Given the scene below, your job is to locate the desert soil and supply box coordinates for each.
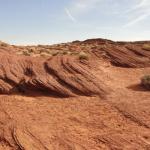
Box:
[0,39,150,150]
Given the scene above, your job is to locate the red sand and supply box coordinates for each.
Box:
[0,39,150,150]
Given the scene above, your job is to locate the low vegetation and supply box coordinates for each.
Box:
[78,51,89,60]
[143,44,150,50]
[141,75,150,89]
[40,52,52,57]
[22,51,31,56]
[15,42,93,60]
[0,41,8,47]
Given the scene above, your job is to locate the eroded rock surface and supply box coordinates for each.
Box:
[0,53,107,97]
[0,39,150,150]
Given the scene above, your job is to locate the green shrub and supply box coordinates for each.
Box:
[40,52,52,57]
[22,51,30,56]
[78,51,89,60]
[28,48,34,53]
[141,75,150,89]
[52,52,59,56]
[62,51,68,55]
[61,51,71,55]
[0,43,7,47]
[143,44,150,50]
[48,50,59,56]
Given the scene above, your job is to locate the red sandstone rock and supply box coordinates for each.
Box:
[0,39,150,150]
[0,53,108,98]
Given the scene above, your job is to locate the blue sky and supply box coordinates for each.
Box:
[0,0,150,45]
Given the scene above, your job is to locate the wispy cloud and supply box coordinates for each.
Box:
[133,0,148,10]
[123,13,150,27]
[65,0,102,17]
[123,0,150,27]
[65,8,76,23]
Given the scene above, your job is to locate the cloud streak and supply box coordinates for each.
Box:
[64,0,102,23]
[123,13,150,27]
[65,0,102,17]
[133,0,148,9]
[123,0,150,27]
[65,8,76,23]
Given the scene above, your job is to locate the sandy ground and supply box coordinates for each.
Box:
[0,39,150,149]
[0,62,150,150]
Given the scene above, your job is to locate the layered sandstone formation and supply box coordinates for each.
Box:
[0,53,107,98]
[0,39,150,150]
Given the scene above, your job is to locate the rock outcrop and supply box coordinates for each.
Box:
[0,53,108,97]
[0,39,150,150]
[81,39,150,68]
